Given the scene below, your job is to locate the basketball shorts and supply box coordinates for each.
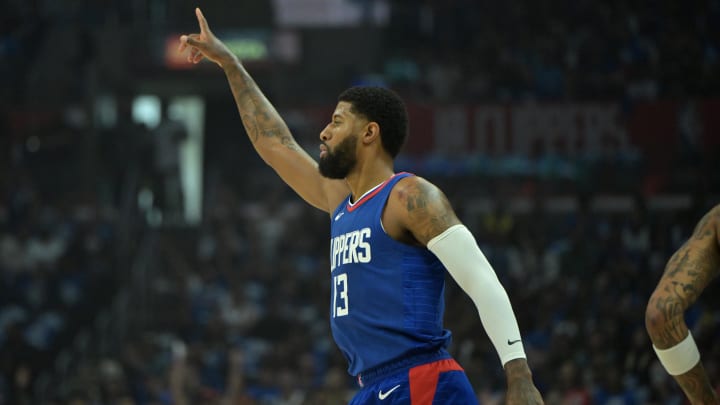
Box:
[349,358,478,405]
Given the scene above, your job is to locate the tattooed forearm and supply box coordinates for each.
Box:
[647,213,719,346]
[646,205,720,405]
[648,247,719,348]
[279,135,299,150]
[675,363,720,404]
[648,294,688,347]
[240,113,260,143]
[224,61,297,151]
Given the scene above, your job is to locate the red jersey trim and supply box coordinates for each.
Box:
[346,172,411,212]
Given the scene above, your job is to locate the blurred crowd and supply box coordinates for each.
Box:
[0,133,121,404]
[382,0,720,103]
[2,1,720,105]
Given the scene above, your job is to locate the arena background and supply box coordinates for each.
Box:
[1,0,719,404]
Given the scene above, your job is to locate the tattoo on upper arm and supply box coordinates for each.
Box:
[666,249,690,278]
[400,180,459,243]
[405,193,427,212]
[692,205,720,242]
[693,214,713,241]
[659,246,719,302]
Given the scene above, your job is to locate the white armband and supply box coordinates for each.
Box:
[653,331,701,375]
[428,224,526,366]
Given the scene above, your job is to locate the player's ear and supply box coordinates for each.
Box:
[362,121,380,145]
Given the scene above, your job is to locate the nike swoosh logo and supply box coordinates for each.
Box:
[378,384,401,400]
[507,339,522,345]
[334,212,344,221]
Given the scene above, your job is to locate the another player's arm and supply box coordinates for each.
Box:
[386,177,544,405]
[179,8,348,213]
[646,205,720,404]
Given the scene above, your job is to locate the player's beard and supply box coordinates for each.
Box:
[319,134,358,179]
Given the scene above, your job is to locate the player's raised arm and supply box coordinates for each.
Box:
[178,8,349,213]
[384,176,544,404]
[646,205,720,404]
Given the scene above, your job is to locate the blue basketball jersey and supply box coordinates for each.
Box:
[329,172,452,376]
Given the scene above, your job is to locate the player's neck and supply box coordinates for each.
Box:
[345,161,395,204]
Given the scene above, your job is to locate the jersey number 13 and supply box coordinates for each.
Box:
[332,273,349,317]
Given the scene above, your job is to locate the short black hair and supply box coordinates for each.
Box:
[338,86,408,158]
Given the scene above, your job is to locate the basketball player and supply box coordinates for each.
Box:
[646,205,720,404]
[179,8,544,404]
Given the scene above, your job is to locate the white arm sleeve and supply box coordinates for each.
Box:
[427,224,526,367]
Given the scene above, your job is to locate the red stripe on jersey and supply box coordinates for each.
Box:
[409,358,464,405]
[346,172,411,212]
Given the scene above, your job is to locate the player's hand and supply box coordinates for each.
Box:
[504,359,544,405]
[506,381,544,405]
[178,8,236,67]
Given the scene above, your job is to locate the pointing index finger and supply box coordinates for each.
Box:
[196,7,211,34]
